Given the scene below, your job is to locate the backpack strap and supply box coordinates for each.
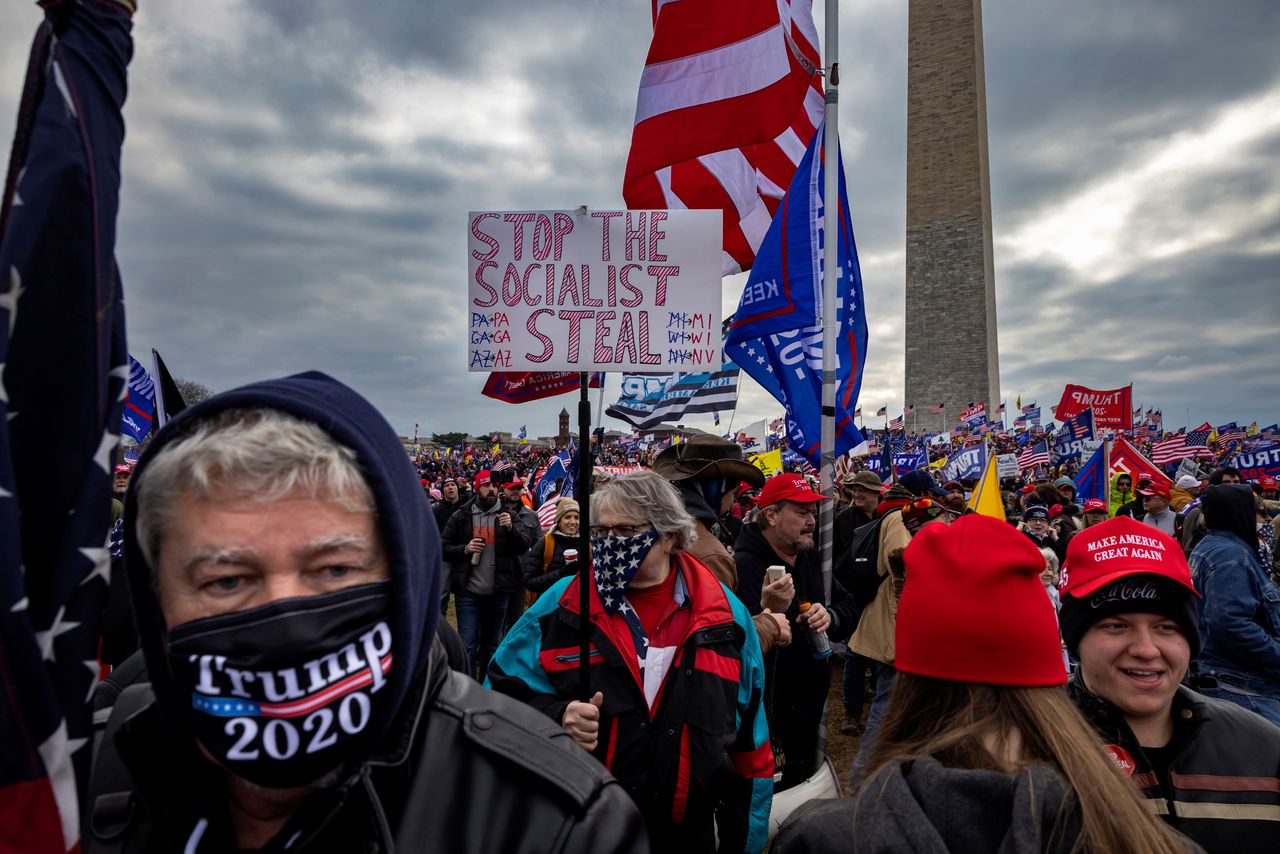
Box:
[86,682,154,851]
[542,532,556,569]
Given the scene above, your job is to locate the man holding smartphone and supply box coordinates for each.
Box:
[734,474,858,789]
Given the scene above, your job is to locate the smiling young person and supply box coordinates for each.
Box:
[1061,516,1280,852]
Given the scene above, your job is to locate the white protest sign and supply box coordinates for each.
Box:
[467,209,721,372]
[997,453,1020,479]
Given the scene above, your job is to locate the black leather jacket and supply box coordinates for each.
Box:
[85,641,648,853]
[1069,673,1280,853]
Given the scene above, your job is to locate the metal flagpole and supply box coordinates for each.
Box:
[818,0,839,604]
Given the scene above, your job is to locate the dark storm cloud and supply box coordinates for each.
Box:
[1,0,1277,438]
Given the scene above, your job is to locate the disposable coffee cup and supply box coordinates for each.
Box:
[565,549,578,564]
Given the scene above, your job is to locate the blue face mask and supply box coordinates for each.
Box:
[591,528,660,613]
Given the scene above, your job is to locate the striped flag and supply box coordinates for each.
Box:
[1,4,133,849]
[888,416,905,431]
[606,360,740,429]
[1151,432,1195,465]
[931,403,945,415]
[623,0,822,275]
[903,404,915,415]
[875,406,887,417]
[1017,440,1051,470]
[119,355,155,444]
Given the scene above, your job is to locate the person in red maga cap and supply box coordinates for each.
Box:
[1061,516,1280,853]
[733,473,858,789]
[774,514,1194,853]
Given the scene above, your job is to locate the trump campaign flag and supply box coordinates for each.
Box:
[623,0,822,275]
[1055,384,1133,431]
[119,355,155,444]
[0,4,133,849]
[482,371,602,404]
[1074,441,1110,507]
[725,120,868,468]
[1110,435,1173,488]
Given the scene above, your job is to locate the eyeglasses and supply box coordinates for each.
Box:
[590,523,652,538]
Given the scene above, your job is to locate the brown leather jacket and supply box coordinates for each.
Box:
[687,518,783,654]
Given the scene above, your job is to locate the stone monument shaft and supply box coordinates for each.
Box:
[904,0,1001,434]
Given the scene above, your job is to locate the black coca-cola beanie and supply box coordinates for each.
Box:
[1059,575,1200,657]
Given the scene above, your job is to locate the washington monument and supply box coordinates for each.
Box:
[904,0,1001,433]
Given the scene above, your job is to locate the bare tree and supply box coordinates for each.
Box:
[174,377,213,406]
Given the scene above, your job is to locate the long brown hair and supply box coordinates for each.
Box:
[860,674,1186,854]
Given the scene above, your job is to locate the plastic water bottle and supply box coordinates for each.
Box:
[799,602,832,660]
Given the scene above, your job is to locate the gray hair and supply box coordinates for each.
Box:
[135,408,375,567]
[592,470,697,551]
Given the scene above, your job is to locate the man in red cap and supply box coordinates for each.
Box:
[1062,516,1280,851]
[733,473,857,789]
[1138,481,1178,537]
[441,470,534,679]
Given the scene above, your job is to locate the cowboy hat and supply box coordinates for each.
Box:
[650,434,765,487]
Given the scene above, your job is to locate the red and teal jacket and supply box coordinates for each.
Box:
[487,551,774,853]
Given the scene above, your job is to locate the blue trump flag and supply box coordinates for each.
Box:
[1074,442,1110,506]
[725,120,867,468]
[536,452,570,507]
[120,354,155,444]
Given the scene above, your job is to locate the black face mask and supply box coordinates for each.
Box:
[166,582,394,789]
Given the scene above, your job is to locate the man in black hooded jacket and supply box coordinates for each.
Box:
[88,372,644,853]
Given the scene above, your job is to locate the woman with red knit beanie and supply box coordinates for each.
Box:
[775,514,1198,854]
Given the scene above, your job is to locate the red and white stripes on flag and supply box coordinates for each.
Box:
[623,0,823,275]
[1017,441,1051,471]
[1151,434,1196,465]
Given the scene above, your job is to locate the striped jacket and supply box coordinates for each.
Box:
[1069,676,1280,851]
[488,551,773,853]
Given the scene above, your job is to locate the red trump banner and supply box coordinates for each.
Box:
[482,372,603,404]
[1055,384,1133,431]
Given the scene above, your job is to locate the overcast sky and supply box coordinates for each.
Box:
[2,1,1277,440]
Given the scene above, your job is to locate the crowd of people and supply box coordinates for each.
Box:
[97,378,1280,852]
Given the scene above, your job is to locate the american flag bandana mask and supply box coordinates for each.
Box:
[591,529,660,614]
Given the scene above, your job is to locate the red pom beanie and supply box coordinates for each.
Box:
[896,514,1067,686]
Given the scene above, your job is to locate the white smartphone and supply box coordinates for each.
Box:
[766,565,786,584]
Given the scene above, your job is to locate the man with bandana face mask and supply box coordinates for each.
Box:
[88,373,645,853]
[489,470,773,853]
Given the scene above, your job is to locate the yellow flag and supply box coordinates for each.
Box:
[967,451,1006,521]
[749,449,784,477]
[491,443,501,456]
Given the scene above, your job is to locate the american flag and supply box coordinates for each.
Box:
[854,406,861,417]
[1151,431,1195,465]
[1185,425,1215,458]
[903,404,915,415]
[1215,424,1246,447]
[1021,402,1036,414]
[876,405,887,417]
[1017,440,1051,471]
[931,403,945,415]
[491,458,514,475]
[888,416,905,431]
[1,4,132,850]
[623,0,821,275]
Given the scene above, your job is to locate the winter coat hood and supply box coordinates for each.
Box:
[122,371,442,750]
[1201,483,1259,550]
[775,757,1081,854]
